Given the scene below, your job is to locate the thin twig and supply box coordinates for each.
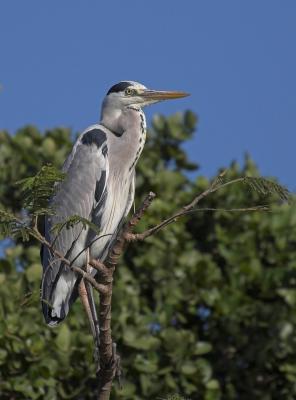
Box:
[30,228,109,295]
[89,259,112,283]
[127,205,270,242]
[125,175,257,242]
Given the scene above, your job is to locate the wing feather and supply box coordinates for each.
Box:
[41,126,109,324]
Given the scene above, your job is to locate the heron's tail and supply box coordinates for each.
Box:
[41,266,79,326]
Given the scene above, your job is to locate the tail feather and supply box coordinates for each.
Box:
[41,266,79,326]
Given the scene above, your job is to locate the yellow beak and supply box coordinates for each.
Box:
[141,89,190,101]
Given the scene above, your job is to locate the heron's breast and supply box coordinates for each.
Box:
[89,171,132,259]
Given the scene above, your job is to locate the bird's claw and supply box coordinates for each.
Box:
[94,345,100,374]
[112,342,122,388]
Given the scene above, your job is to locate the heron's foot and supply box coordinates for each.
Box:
[96,342,122,387]
[112,342,122,389]
[94,346,100,373]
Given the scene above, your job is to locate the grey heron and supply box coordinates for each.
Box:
[41,81,189,328]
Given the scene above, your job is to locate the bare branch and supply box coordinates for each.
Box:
[89,259,112,284]
[123,175,239,241]
[106,192,156,267]
[96,192,156,399]
[129,205,270,242]
[125,175,273,242]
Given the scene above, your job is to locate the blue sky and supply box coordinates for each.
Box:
[1,1,295,190]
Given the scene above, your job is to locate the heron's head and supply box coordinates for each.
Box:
[100,81,189,134]
[102,81,189,112]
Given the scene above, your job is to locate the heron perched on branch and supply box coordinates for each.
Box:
[41,81,188,330]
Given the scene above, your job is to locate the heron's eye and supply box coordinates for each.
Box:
[125,88,136,96]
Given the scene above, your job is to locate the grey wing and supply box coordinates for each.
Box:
[41,126,108,324]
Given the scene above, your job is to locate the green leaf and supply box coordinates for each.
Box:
[25,263,41,283]
[181,362,197,375]
[277,288,296,307]
[51,214,101,237]
[206,379,220,390]
[16,164,65,215]
[194,341,213,355]
[56,324,71,352]
[243,176,289,201]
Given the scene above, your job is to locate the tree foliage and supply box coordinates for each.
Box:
[16,164,65,216]
[0,112,295,399]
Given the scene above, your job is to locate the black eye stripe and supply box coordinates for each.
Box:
[107,82,132,95]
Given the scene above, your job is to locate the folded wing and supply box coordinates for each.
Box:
[41,126,109,325]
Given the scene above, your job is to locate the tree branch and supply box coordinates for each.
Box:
[125,173,266,242]
[95,192,156,400]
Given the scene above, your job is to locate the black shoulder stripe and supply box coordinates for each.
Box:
[81,128,106,148]
[107,81,131,95]
[102,144,108,156]
[95,170,106,202]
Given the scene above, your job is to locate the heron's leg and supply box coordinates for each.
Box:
[78,278,96,338]
[78,272,101,373]
[85,282,100,362]
[84,249,100,371]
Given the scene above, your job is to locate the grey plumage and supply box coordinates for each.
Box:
[40,81,188,326]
